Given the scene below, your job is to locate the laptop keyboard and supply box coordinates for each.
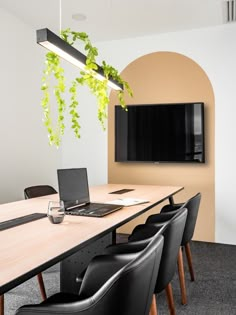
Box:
[65,203,121,217]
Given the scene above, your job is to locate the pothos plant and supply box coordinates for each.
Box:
[41,28,133,147]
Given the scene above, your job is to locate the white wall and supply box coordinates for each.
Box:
[95,24,236,245]
[0,8,61,203]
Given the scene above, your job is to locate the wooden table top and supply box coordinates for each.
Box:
[0,184,183,294]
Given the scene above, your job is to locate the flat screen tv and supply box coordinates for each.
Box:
[115,102,205,163]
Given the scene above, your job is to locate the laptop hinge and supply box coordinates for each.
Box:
[66,202,87,210]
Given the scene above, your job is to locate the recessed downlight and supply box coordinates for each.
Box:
[72,13,87,22]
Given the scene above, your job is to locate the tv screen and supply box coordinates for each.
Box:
[115,102,205,163]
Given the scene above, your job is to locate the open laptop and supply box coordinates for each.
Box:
[57,168,123,217]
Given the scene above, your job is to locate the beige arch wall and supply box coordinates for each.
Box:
[108,51,215,242]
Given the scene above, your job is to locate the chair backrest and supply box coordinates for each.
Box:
[24,185,57,199]
[146,208,187,294]
[181,193,201,245]
[79,233,164,315]
[105,224,167,255]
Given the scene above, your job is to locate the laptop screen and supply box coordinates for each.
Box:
[57,168,90,205]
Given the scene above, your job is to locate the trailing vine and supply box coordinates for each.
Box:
[41,52,66,146]
[41,28,133,147]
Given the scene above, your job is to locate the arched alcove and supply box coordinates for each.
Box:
[108,51,215,242]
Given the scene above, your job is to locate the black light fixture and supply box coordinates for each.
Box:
[36,28,123,91]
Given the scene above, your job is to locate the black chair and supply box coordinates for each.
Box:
[24,185,57,301]
[160,193,201,281]
[106,208,187,315]
[15,233,164,315]
[148,192,201,305]
[24,185,57,199]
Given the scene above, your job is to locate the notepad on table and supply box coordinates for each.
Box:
[107,198,149,207]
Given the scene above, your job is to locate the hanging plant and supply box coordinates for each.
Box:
[41,28,133,147]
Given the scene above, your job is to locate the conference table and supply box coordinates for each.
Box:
[0,183,183,311]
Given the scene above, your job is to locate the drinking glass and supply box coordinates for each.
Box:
[47,200,65,224]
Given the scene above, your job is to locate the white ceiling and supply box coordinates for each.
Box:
[0,0,231,42]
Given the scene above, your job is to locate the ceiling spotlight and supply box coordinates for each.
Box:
[72,13,87,22]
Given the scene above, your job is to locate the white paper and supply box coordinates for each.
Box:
[107,198,149,207]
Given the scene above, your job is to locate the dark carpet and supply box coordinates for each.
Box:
[157,240,236,315]
[4,237,236,315]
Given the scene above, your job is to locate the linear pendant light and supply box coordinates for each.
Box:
[36,28,123,91]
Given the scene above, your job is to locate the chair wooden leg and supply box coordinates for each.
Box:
[177,247,187,305]
[0,276,46,315]
[149,294,158,315]
[37,273,47,301]
[165,283,176,315]
[0,295,4,315]
[185,242,195,281]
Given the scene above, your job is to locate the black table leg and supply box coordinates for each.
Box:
[168,196,174,205]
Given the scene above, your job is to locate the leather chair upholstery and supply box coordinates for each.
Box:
[15,232,164,315]
[106,208,187,315]
[160,193,201,249]
[147,192,201,305]
[105,224,167,255]
[24,185,57,199]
